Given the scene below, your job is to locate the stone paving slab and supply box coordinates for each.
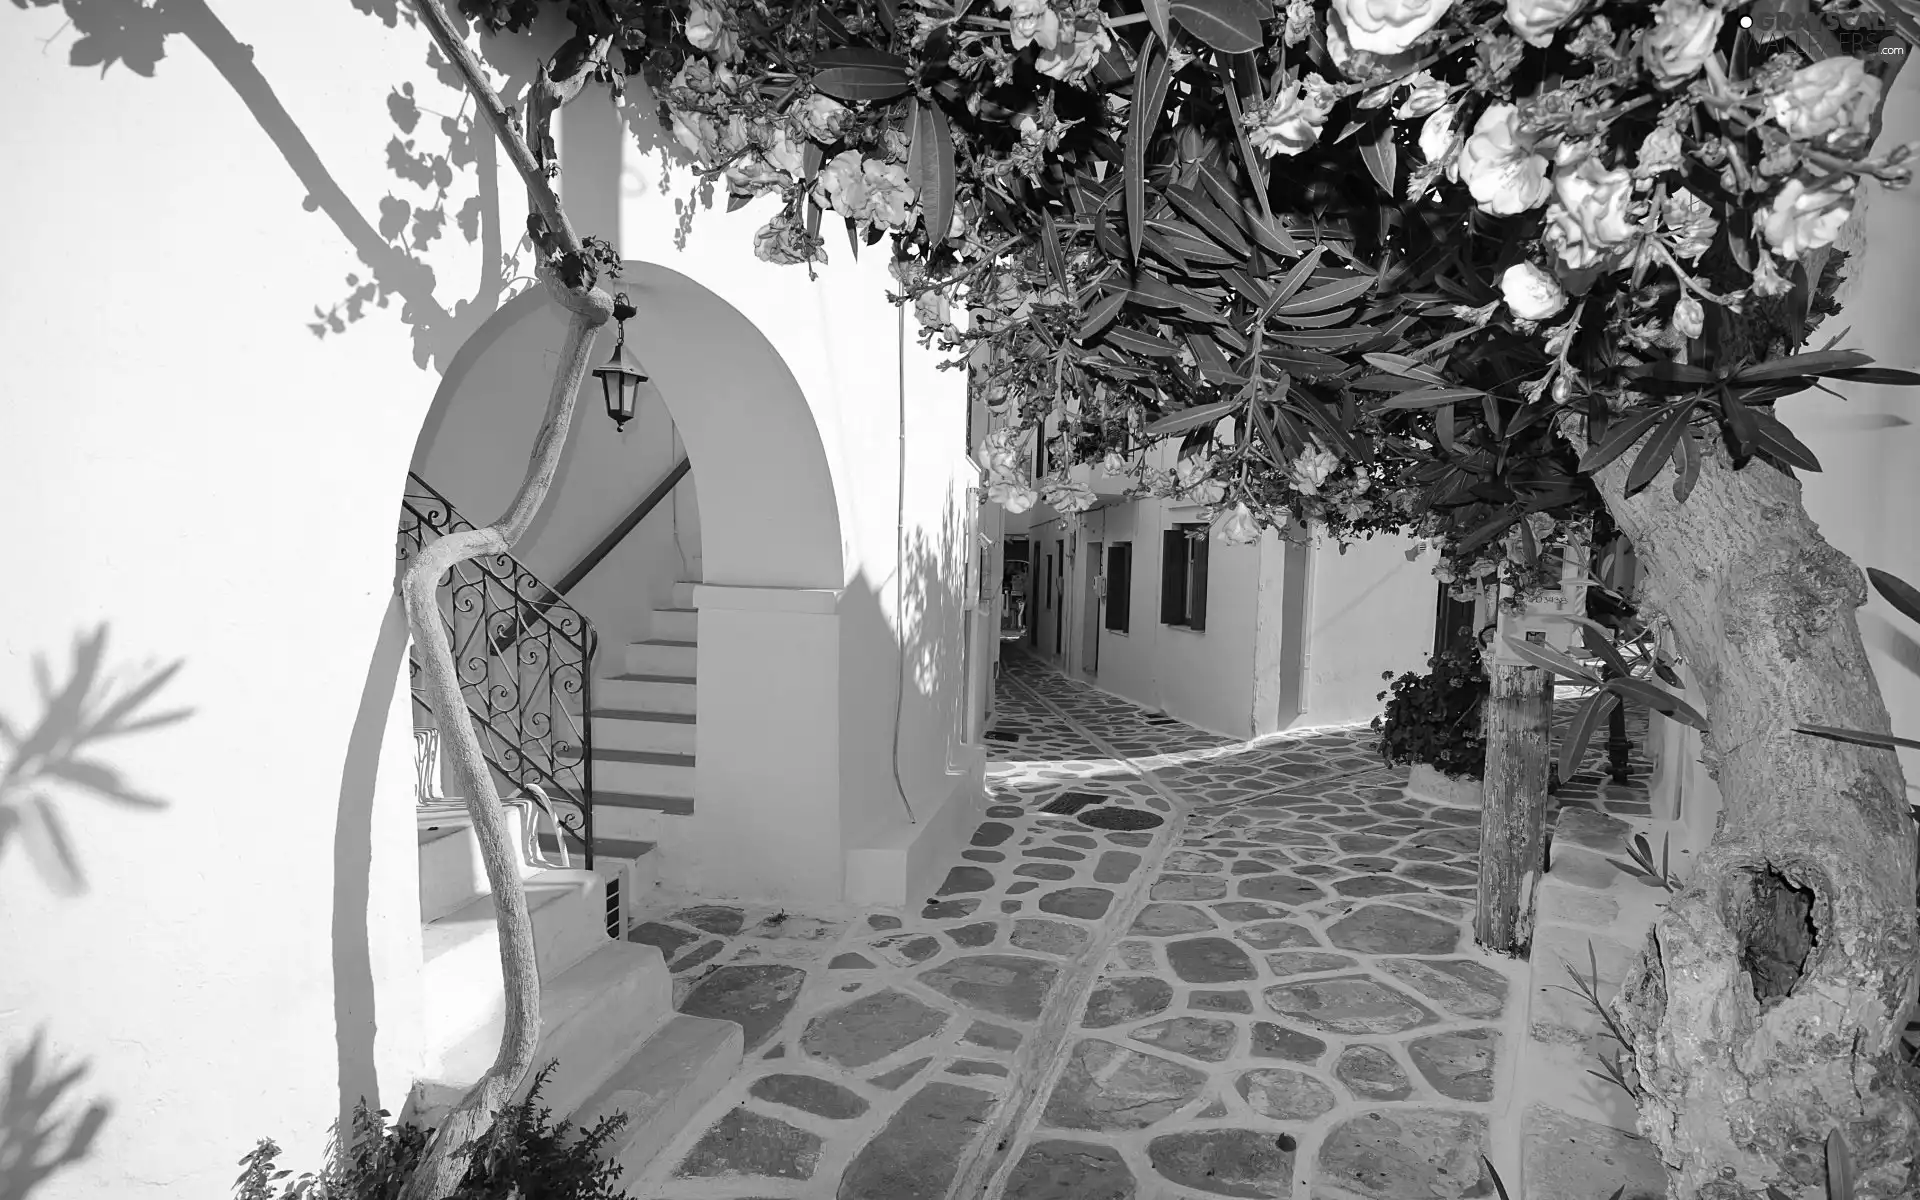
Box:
[617,651,1679,1200]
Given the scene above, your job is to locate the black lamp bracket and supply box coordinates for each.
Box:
[611,291,637,324]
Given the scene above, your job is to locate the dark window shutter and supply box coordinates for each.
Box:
[1107,544,1131,632]
[1189,529,1209,632]
[1161,528,1188,624]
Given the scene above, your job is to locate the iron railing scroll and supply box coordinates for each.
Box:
[396,473,595,868]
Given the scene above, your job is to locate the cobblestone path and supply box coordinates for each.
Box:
[622,652,1644,1199]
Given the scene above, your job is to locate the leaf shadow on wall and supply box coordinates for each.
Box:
[0,625,191,896]
[10,0,544,372]
[0,1032,112,1200]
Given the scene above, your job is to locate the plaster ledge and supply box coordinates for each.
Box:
[692,584,842,614]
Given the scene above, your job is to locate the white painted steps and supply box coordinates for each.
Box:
[412,787,742,1174]
[589,585,702,822]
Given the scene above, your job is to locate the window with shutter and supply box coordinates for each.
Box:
[1161,528,1188,624]
[1106,544,1132,632]
[1161,524,1209,629]
[1189,529,1209,632]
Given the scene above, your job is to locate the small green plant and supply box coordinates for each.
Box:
[1551,942,1643,1102]
[234,1064,631,1200]
[1372,647,1490,781]
[1610,832,1681,894]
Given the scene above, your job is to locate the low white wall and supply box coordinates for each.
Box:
[1302,532,1440,727]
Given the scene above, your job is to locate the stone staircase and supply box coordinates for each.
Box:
[591,582,700,832]
[410,800,740,1174]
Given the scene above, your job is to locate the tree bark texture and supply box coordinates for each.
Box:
[391,6,615,1197]
[1568,416,1920,1198]
[1475,660,1553,955]
[395,274,611,1200]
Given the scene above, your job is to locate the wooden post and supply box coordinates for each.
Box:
[1475,655,1554,954]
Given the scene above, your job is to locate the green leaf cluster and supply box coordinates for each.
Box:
[233,1065,632,1200]
[1371,646,1489,779]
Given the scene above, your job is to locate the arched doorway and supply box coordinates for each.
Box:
[403,261,855,905]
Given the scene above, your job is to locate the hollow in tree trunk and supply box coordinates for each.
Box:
[1569,416,1920,1198]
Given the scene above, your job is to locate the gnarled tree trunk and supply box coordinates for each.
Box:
[397,274,610,1200]
[1570,416,1920,1198]
[394,5,615,1198]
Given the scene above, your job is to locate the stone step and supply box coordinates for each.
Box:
[670,581,698,609]
[625,639,697,677]
[570,1014,744,1181]
[598,673,697,716]
[592,708,697,756]
[421,868,610,1043]
[651,607,697,642]
[417,811,538,923]
[591,747,695,799]
[412,939,675,1127]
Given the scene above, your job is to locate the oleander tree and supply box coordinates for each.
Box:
[492,0,1920,1193]
[461,0,1920,1192]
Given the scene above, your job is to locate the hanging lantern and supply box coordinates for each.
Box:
[594,293,648,431]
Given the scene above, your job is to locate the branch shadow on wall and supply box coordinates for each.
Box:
[10,0,546,372]
[0,625,191,896]
[0,1032,112,1200]
[835,493,976,832]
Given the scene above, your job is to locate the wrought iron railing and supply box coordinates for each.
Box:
[397,473,595,867]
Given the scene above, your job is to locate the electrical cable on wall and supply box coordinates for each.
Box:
[891,301,917,823]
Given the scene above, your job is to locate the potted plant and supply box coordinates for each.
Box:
[1373,646,1490,808]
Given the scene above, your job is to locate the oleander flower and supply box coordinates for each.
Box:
[1671,294,1704,339]
[1505,0,1585,47]
[1769,56,1882,143]
[915,291,952,333]
[725,124,806,194]
[793,94,851,143]
[1036,13,1113,81]
[1543,204,1602,269]
[1499,262,1568,320]
[1330,0,1456,55]
[670,109,722,164]
[1749,251,1795,297]
[1214,503,1264,545]
[1642,0,1722,89]
[1454,104,1552,215]
[1174,455,1227,505]
[1635,125,1685,177]
[1284,0,1315,44]
[815,149,871,217]
[1247,75,1340,158]
[1761,178,1854,257]
[997,0,1062,50]
[1288,446,1342,495]
[989,480,1039,514]
[1663,188,1718,260]
[684,0,741,61]
[1419,103,1462,163]
[861,158,918,228]
[1042,476,1098,514]
[1394,71,1450,119]
[1553,153,1638,250]
[753,209,826,266]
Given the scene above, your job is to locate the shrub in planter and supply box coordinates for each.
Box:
[233,1065,630,1200]
[1372,647,1489,782]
